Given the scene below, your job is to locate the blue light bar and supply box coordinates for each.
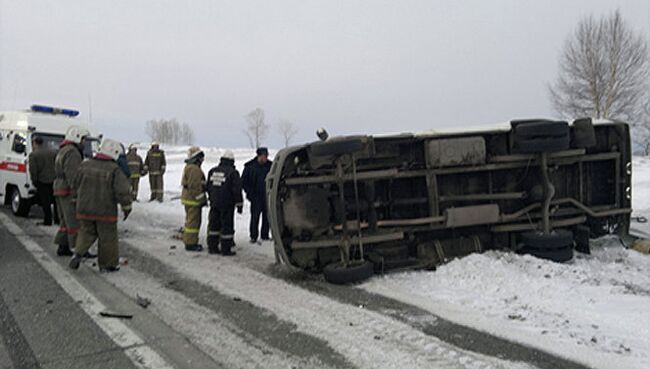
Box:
[30,104,79,117]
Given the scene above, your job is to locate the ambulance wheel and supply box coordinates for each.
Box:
[10,187,30,217]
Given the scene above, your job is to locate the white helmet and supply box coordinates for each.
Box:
[98,138,124,161]
[128,143,137,151]
[222,150,235,160]
[151,141,160,147]
[65,125,90,144]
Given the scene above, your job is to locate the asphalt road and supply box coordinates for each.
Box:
[0,220,136,369]
[0,210,219,369]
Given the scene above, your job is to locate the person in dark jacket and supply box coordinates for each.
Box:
[242,147,272,243]
[29,136,59,225]
[116,143,131,179]
[206,150,243,255]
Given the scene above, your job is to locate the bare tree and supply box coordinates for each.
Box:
[549,10,649,123]
[145,118,194,145]
[243,108,269,148]
[633,102,650,154]
[277,120,299,147]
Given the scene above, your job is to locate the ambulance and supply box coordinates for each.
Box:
[0,105,96,217]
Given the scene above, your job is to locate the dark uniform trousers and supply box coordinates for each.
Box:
[250,198,269,241]
[208,206,235,253]
[35,181,58,225]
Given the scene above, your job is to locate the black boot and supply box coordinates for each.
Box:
[57,244,73,256]
[207,235,220,254]
[185,244,204,252]
[221,241,236,256]
[69,253,82,270]
[208,243,221,254]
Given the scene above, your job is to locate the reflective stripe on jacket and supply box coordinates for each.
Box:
[144,149,166,175]
[126,151,144,178]
[181,163,206,207]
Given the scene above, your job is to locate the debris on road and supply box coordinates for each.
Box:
[136,294,151,308]
[99,310,134,319]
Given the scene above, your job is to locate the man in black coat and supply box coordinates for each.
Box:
[206,150,243,255]
[242,147,272,243]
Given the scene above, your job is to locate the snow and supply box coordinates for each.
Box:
[363,156,650,369]
[117,146,650,369]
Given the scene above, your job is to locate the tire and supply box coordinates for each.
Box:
[310,137,365,157]
[10,187,31,217]
[323,260,374,284]
[519,229,574,262]
[512,120,569,138]
[511,120,570,153]
[521,245,574,263]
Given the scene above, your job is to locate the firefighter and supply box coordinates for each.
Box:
[53,125,90,256]
[126,144,144,201]
[242,147,272,243]
[29,136,59,226]
[69,138,132,272]
[144,141,166,202]
[181,146,206,252]
[206,150,243,255]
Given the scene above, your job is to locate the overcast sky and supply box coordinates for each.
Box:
[1,0,649,147]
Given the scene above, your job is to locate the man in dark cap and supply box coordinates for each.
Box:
[242,147,272,243]
[29,136,59,226]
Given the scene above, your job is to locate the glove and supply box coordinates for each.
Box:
[237,205,243,214]
[123,208,132,221]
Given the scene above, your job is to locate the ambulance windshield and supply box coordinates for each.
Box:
[32,133,63,151]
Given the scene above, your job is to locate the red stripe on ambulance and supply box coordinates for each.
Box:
[0,162,27,173]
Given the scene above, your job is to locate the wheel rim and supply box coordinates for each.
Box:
[11,189,20,213]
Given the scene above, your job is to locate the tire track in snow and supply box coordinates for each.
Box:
[104,267,339,369]
[122,240,533,369]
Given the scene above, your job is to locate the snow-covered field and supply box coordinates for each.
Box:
[121,146,650,369]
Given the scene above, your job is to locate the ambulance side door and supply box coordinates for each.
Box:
[1,131,30,198]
